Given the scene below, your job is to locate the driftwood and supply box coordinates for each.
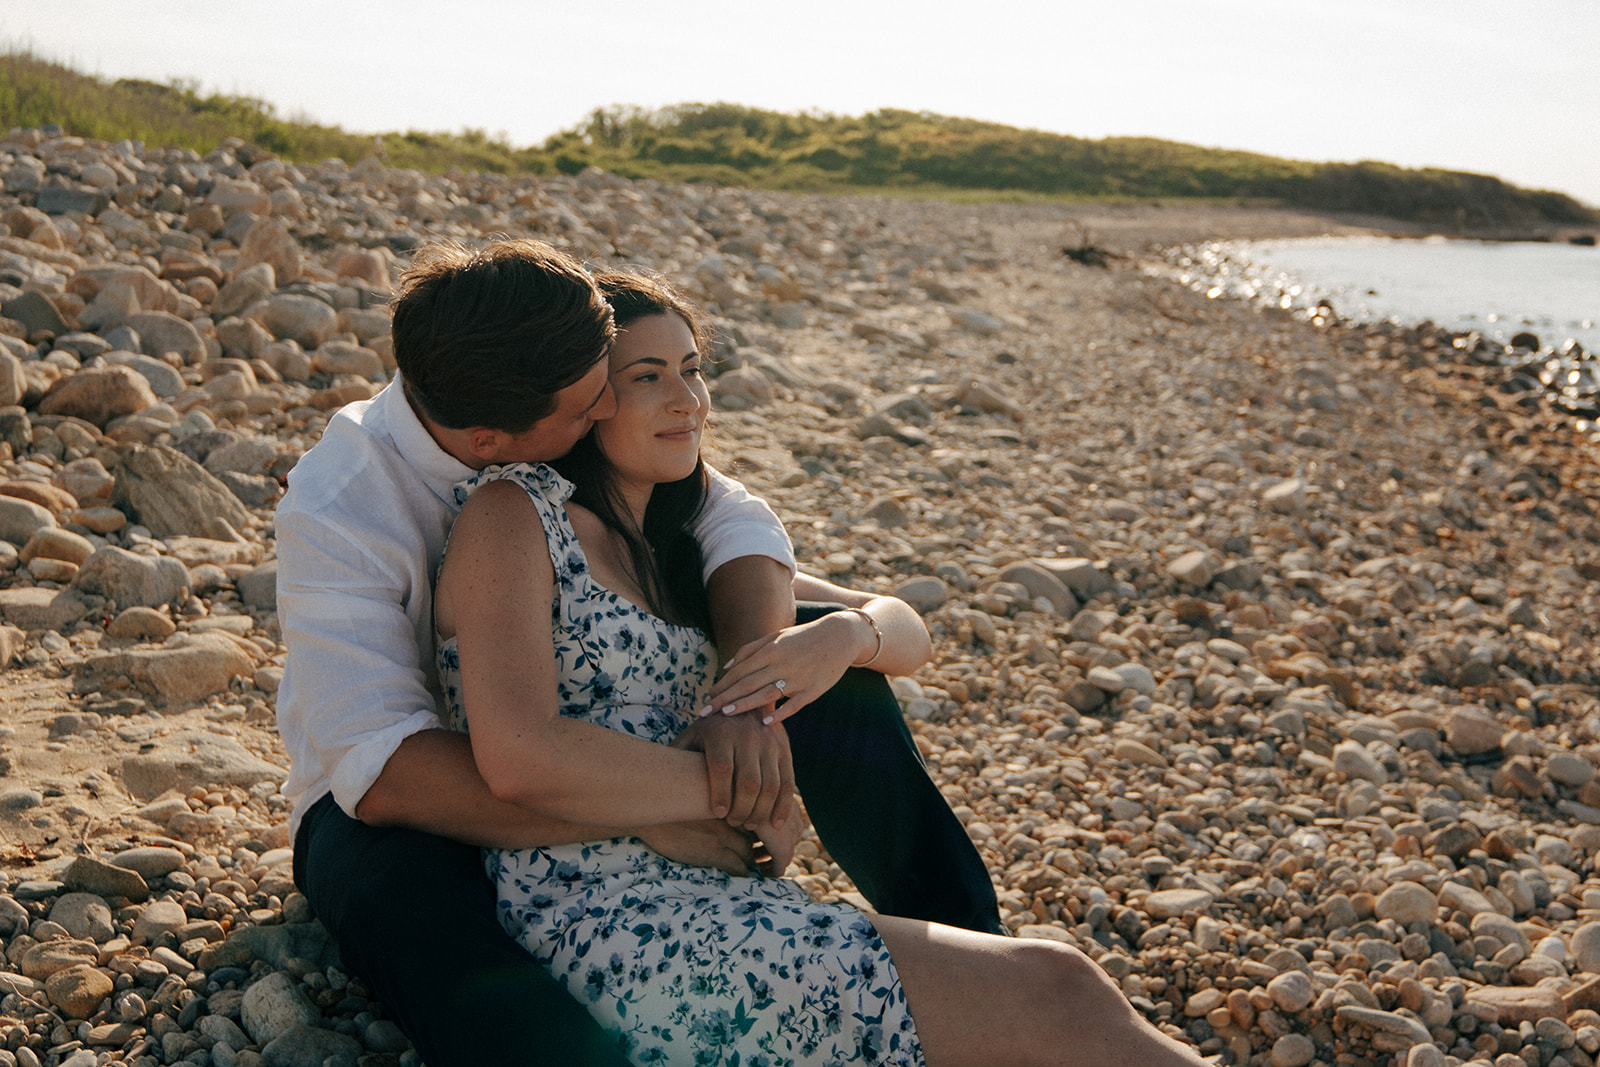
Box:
[1061,220,1115,268]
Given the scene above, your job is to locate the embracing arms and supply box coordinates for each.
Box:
[703,572,934,722]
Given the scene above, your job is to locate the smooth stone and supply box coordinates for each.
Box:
[1333,1005,1431,1045]
[44,963,114,1019]
[62,855,150,901]
[1375,882,1438,926]
[130,900,188,945]
[1270,1033,1315,1067]
[260,1023,362,1067]
[111,846,186,880]
[1438,880,1498,918]
[240,972,320,1046]
[1572,921,1600,973]
[1267,970,1315,1013]
[48,893,115,943]
[1145,889,1213,919]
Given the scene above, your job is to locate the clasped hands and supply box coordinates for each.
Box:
[641,614,869,879]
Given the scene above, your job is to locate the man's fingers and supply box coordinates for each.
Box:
[725,761,763,826]
[703,739,734,820]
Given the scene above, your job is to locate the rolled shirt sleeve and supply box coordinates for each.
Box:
[275,508,446,822]
[696,465,796,581]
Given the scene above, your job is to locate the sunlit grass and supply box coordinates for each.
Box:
[3,50,1592,230]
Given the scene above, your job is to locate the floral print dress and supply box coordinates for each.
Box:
[438,462,923,1067]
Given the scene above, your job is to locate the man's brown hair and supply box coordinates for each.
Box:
[390,239,615,432]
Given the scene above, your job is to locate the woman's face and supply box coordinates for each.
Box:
[593,311,709,493]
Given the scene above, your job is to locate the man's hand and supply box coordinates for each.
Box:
[672,714,794,831]
[750,795,802,876]
[636,819,760,877]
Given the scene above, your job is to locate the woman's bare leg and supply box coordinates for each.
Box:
[870,915,1208,1067]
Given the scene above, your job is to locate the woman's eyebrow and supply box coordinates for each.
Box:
[618,351,697,370]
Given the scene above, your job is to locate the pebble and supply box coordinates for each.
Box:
[0,126,1597,1067]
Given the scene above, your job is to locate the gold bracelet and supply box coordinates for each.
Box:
[845,606,885,668]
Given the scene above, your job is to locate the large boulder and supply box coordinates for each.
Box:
[110,445,253,539]
[37,366,158,428]
[86,631,267,709]
[72,546,190,608]
[256,294,337,350]
[127,311,206,365]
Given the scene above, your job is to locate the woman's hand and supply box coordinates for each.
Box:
[701,611,875,724]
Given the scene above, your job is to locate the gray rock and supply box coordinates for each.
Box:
[1267,970,1315,1012]
[198,1013,251,1051]
[48,893,114,943]
[102,351,186,398]
[214,263,277,319]
[0,291,68,336]
[1547,751,1595,787]
[261,1023,362,1067]
[1144,889,1213,919]
[894,576,950,614]
[1375,882,1437,926]
[111,444,253,539]
[1438,880,1497,918]
[258,293,338,349]
[996,561,1077,616]
[130,900,188,945]
[61,856,149,902]
[111,846,186,881]
[1406,1044,1445,1067]
[0,586,93,631]
[1165,549,1217,588]
[119,727,284,800]
[0,496,56,546]
[1333,1005,1431,1046]
[128,311,205,365]
[1033,557,1114,599]
[1270,1033,1315,1067]
[73,545,190,608]
[240,972,320,1046]
[1571,921,1600,973]
[236,561,278,611]
[1333,740,1388,785]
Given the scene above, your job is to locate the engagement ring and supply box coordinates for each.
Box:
[774,679,787,693]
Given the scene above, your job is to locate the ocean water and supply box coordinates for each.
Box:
[1177,236,1600,354]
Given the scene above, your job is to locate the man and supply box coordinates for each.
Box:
[276,238,1000,1065]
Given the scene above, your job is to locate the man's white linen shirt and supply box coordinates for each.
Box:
[274,378,797,834]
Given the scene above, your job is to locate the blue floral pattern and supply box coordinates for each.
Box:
[440,462,922,1067]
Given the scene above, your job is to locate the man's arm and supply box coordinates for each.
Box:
[357,730,758,873]
[277,498,756,864]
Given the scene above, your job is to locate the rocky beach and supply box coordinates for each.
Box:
[0,126,1596,1067]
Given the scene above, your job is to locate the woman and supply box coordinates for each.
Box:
[433,271,1205,1066]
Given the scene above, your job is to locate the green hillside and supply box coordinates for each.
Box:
[3,50,1593,230]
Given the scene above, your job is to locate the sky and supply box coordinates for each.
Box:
[4,0,1597,206]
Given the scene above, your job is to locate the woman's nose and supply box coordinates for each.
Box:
[667,376,701,413]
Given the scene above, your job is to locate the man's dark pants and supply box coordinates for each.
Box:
[294,605,1001,1066]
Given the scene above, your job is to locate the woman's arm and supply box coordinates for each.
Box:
[700,571,934,723]
[435,480,724,827]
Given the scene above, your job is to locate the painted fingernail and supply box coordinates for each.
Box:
[762,715,776,725]
[719,705,737,715]
[697,705,714,717]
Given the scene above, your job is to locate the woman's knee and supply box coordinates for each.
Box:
[1014,940,1131,1015]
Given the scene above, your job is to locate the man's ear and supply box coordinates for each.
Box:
[466,426,509,463]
